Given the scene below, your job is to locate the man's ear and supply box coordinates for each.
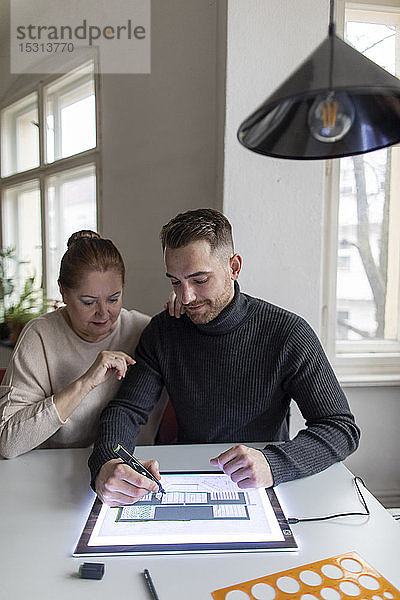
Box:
[230,254,242,280]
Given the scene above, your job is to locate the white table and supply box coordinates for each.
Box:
[1,443,399,599]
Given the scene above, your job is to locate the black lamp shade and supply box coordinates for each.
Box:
[237,34,400,160]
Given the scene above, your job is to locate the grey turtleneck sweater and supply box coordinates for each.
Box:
[89,283,359,487]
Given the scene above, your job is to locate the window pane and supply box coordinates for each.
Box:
[46,164,97,301]
[1,93,39,177]
[337,148,400,341]
[345,21,396,75]
[45,61,96,163]
[336,9,400,344]
[1,181,42,308]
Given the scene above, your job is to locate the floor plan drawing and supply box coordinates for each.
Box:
[116,489,251,522]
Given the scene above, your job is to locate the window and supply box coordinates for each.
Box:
[45,62,96,163]
[337,255,351,271]
[0,61,98,303]
[324,1,400,384]
[46,164,97,301]
[1,93,39,176]
[337,310,350,340]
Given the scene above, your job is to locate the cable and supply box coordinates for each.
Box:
[387,511,400,521]
[287,476,370,524]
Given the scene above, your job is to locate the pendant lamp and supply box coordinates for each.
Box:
[237,0,400,160]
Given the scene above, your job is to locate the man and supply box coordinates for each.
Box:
[89,208,359,506]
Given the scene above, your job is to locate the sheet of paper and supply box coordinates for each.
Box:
[88,473,284,547]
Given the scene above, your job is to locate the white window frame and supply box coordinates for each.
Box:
[0,59,101,298]
[323,0,400,386]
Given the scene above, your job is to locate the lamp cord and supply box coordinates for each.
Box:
[287,476,370,524]
[329,0,336,36]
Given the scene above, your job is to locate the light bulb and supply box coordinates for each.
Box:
[308,91,355,143]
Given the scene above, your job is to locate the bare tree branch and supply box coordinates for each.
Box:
[360,31,395,54]
[380,148,391,283]
[352,155,388,338]
[337,317,374,339]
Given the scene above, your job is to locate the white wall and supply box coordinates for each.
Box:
[223,0,400,505]
[223,0,328,332]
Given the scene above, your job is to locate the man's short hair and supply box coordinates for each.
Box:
[160,208,234,257]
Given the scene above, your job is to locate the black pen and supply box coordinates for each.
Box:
[143,569,161,600]
[113,443,165,494]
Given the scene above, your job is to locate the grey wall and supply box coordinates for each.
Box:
[100,0,226,315]
[344,386,400,506]
[0,0,227,316]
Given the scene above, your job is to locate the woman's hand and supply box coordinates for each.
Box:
[54,350,135,421]
[164,291,185,318]
[82,350,135,391]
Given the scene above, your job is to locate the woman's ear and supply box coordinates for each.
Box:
[58,280,66,304]
[230,254,242,280]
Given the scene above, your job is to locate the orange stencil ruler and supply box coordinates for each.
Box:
[212,551,400,600]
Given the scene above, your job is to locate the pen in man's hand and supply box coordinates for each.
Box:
[113,443,165,495]
[143,569,161,600]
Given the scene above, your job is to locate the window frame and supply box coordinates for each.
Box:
[323,0,400,386]
[0,91,40,177]
[0,59,101,299]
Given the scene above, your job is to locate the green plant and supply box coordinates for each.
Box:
[0,247,17,322]
[0,247,49,343]
[6,275,48,326]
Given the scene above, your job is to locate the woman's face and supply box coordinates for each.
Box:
[60,270,123,343]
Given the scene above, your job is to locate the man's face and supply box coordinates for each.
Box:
[165,240,238,324]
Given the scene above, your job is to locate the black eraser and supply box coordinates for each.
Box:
[79,562,105,580]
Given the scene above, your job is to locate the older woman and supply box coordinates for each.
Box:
[0,230,167,458]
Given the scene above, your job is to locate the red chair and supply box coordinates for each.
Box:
[0,368,6,384]
[155,399,178,444]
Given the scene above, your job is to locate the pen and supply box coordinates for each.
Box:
[113,443,165,495]
[143,569,161,600]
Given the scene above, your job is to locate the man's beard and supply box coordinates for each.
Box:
[184,278,233,324]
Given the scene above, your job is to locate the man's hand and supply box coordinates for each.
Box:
[95,458,161,506]
[210,445,273,488]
